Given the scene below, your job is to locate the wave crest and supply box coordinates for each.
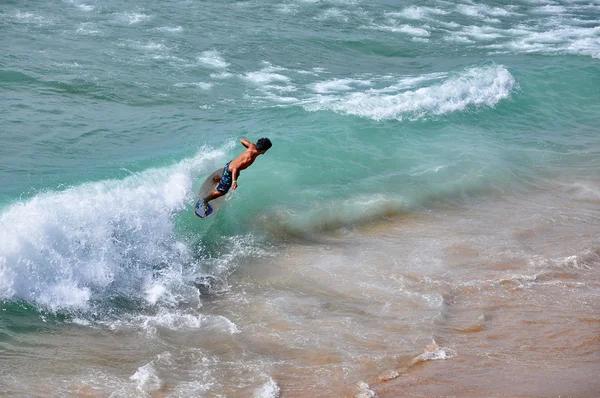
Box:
[304,65,515,121]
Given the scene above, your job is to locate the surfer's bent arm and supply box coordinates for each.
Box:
[231,167,240,189]
[240,138,252,148]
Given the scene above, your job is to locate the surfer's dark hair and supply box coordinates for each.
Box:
[256,137,272,152]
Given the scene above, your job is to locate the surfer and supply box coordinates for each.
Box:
[199,137,272,215]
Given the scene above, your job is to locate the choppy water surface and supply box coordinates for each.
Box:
[1,0,599,396]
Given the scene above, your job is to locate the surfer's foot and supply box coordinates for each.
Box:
[196,200,212,217]
[195,200,211,217]
[202,200,212,215]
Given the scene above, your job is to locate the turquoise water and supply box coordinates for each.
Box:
[1,0,600,396]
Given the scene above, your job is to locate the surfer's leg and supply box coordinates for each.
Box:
[199,164,231,215]
[203,189,223,204]
[199,190,221,214]
[202,162,232,212]
[207,165,232,203]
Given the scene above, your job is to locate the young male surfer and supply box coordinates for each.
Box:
[196,137,272,217]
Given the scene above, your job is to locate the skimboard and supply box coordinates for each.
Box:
[194,167,227,219]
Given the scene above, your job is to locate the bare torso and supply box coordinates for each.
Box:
[229,145,259,176]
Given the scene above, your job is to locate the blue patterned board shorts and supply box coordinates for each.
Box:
[216,161,233,194]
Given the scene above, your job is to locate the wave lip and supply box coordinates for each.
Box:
[304,65,515,121]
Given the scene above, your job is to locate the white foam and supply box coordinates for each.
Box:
[145,283,167,305]
[413,341,455,363]
[355,381,376,398]
[569,18,600,27]
[210,72,234,79]
[439,20,461,29]
[565,36,600,58]
[315,8,349,22]
[303,65,515,121]
[76,4,95,12]
[13,11,52,25]
[293,69,320,76]
[116,12,152,24]
[243,71,291,85]
[141,312,207,331]
[64,0,95,12]
[76,23,100,35]
[310,78,372,94]
[71,317,92,326]
[197,50,229,69]
[0,148,227,311]
[130,362,161,393]
[140,41,168,51]
[482,25,600,58]
[155,26,183,33]
[258,93,299,103]
[462,26,504,40]
[372,24,431,37]
[533,5,568,14]
[562,253,596,270]
[174,82,213,90]
[456,4,515,19]
[132,311,239,336]
[387,6,448,20]
[445,34,475,44]
[53,61,83,69]
[398,24,431,37]
[377,73,447,92]
[276,4,298,14]
[150,54,186,63]
[253,377,280,398]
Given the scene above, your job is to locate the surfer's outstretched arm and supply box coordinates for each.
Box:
[240,138,252,148]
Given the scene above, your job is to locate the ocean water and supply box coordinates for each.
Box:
[1,0,599,396]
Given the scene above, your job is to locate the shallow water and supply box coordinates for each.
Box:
[2,177,598,397]
[2,0,600,396]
